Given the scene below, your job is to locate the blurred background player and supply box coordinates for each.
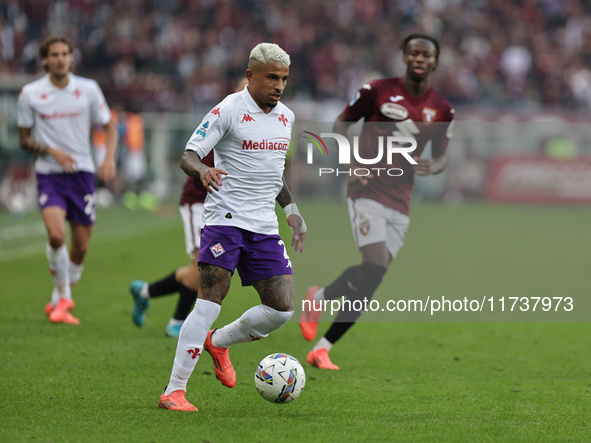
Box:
[17,35,118,324]
[300,34,455,369]
[128,78,247,338]
[158,43,306,411]
[119,106,157,211]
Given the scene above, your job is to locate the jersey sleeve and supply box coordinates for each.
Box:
[431,106,455,158]
[185,105,230,159]
[16,88,34,128]
[343,82,377,122]
[89,81,112,126]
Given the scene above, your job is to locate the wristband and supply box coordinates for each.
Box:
[284,203,307,233]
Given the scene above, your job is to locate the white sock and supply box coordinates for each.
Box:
[46,243,71,300]
[313,337,333,352]
[140,283,149,299]
[314,287,325,302]
[212,304,293,348]
[50,287,61,306]
[165,299,221,394]
[68,259,84,288]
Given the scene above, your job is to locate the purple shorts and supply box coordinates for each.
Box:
[199,225,293,286]
[36,171,96,225]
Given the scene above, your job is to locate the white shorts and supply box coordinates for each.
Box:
[347,197,410,259]
[179,203,205,260]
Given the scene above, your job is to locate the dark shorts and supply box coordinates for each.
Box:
[36,171,96,226]
[199,225,293,286]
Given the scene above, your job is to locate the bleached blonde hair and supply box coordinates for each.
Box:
[249,43,291,67]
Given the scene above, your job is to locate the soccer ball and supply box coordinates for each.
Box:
[254,353,306,403]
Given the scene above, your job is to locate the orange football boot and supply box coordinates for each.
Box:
[49,298,78,324]
[307,348,340,370]
[158,389,198,411]
[204,329,236,388]
[299,286,322,341]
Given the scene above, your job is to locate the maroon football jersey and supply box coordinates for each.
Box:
[343,77,454,215]
[180,151,215,205]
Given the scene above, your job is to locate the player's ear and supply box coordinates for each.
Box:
[245,69,255,84]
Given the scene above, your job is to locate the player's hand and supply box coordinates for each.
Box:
[50,148,77,174]
[200,167,229,193]
[347,173,374,189]
[287,214,306,253]
[98,157,116,182]
[412,156,432,176]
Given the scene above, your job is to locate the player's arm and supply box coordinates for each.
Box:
[412,152,447,176]
[276,177,307,253]
[413,111,454,176]
[97,121,118,182]
[180,150,228,193]
[18,127,77,173]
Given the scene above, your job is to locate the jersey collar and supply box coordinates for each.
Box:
[240,85,282,115]
[44,73,76,92]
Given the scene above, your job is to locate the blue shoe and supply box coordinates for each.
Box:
[130,280,150,327]
[165,320,184,338]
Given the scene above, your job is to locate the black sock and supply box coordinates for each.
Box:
[324,265,363,300]
[323,262,387,344]
[148,272,179,298]
[172,284,198,321]
[324,321,357,344]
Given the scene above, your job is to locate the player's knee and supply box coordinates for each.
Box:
[255,305,293,337]
[47,231,65,249]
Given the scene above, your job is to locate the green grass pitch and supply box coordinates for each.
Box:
[0,200,589,442]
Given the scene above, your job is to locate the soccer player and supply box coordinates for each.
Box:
[300,33,455,369]
[129,152,214,338]
[17,35,117,324]
[158,43,306,411]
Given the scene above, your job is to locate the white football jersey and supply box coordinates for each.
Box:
[17,73,112,174]
[185,86,295,235]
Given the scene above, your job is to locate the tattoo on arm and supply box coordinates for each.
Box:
[276,178,294,208]
[180,150,208,178]
[198,263,232,304]
[21,137,50,156]
[253,275,294,311]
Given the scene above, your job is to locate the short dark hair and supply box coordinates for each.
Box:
[39,36,73,72]
[400,33,440,62]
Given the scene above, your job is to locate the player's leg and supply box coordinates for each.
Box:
[306,243,388,370]
[42,205,70,312]
[160,263,229,408]
[205,232,293,385]
[49,171,96,324]
[213,274,295,348]
[129,263,199,331]
[160,226,239,409]
[47,220,92,325]
[306,199,409,369]
[36,172,74,321]
[301,197,389,341]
